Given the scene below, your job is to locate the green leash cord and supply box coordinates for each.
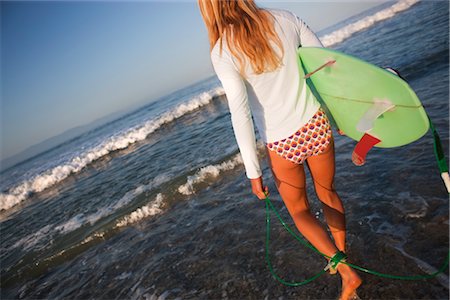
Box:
[264,117,449,285]
[265,198,327,286]
[264,196,450,285]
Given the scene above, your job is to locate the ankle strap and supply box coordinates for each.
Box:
[324,251,347,271]
[330,251,347,268]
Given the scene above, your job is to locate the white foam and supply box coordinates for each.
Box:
[12,224,53,252]
[80,231,106,245]
[320,0,420,47]
[116,193,164,227]
[9,175,170,250]
[20,152,239,239]
[0,87,224,212]
[54,213,87,234]
[178,154,243,195]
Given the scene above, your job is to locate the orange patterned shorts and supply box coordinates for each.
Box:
[266,108,332,164]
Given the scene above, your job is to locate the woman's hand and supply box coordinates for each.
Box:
[250,176,269,200]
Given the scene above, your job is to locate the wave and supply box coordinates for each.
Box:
[178,154,243,195]
[8,152,245,254]
[11,187,149,251]
[115,193,164,228]
[0,87,225,212]
[9,174,171,251]
[1,152,249,285]
[320,0,420,47]
[10,224,53,252]
[1,193,165,287]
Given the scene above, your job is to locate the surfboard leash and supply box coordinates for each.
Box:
[264,196,450,286]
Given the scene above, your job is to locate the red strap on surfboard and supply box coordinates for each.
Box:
[352,133,381,166]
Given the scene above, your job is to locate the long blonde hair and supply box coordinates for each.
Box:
[198,0,284,75]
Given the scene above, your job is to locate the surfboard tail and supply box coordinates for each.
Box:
[429,117,450,194]
[441,172,450,194]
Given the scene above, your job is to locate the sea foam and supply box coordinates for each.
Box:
[115,193,164,227]
[178,154,243,195]
[9,174,170,251]
[10,153,242,252]
[320,0,419,47]
[9,151,243,252]
[0,87,224,212]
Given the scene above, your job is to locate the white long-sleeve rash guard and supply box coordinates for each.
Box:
[211,9,324,179]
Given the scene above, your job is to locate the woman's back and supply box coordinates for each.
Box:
[210,8,323,177]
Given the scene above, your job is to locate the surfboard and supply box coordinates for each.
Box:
[298,47,450,194]
[298,47,429,149]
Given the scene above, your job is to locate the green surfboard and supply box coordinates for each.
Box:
[298,47,429,148]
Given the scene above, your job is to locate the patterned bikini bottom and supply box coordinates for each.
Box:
[266,108,332,164]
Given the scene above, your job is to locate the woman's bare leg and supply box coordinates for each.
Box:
[266,149,339,260]
[306,140,346,252]
[306,140,362,299]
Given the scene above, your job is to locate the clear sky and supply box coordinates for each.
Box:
[1,0,387,161]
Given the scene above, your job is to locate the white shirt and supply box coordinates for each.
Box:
[211,9,324,179]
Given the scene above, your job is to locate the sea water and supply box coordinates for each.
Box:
[1,1,448,299]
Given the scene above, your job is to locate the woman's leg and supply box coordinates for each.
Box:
[306,139,346,252]
[306,140,362,299]
[266,149,339,258]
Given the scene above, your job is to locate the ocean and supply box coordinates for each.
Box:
[1,1,448,299]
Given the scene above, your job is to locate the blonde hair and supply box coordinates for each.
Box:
[198,0,284,75]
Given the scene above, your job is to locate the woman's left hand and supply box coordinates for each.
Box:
[250,176,269,200]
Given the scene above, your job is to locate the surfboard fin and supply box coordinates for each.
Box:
[352,133,381,166]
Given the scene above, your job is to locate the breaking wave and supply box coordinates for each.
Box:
[115,193,165,228]
[320,0,420,47]
[8,151,245,254]
[0,87,224,212]
[178,154,243,195]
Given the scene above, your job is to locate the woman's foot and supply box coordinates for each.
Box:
[338,264,362,300]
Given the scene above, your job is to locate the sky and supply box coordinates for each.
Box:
[1,0,388,162]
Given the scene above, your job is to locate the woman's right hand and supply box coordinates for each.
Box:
[250,176,269,200]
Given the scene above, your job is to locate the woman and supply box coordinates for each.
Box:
[198,1,362,299]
